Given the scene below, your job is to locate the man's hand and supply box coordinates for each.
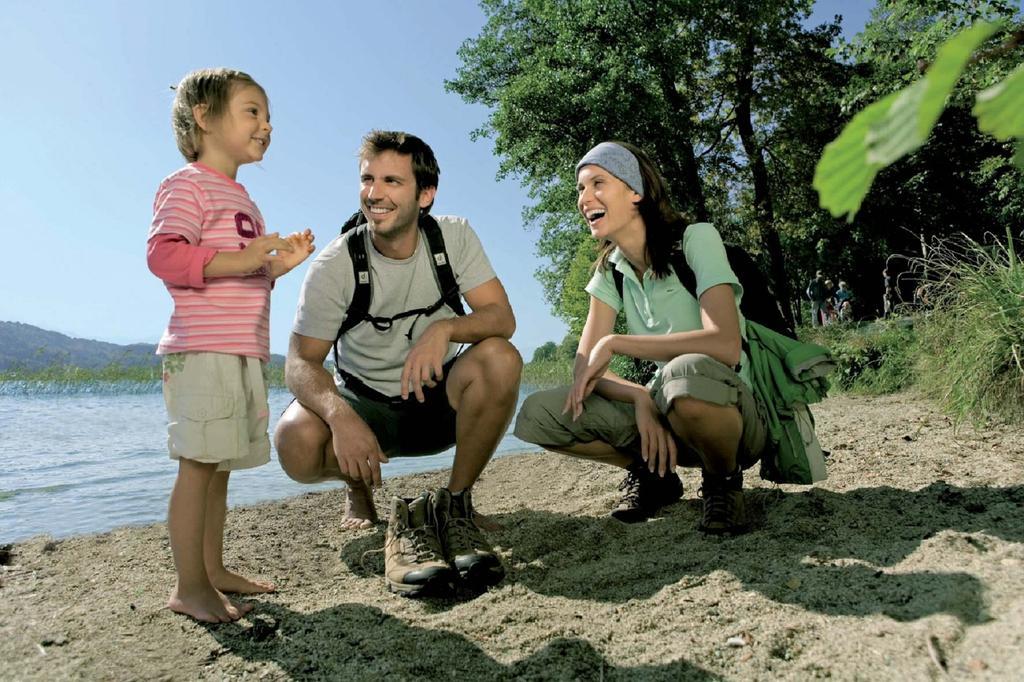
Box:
[400,320,452,402]
[634,393,677,477]
[330,411,389,488]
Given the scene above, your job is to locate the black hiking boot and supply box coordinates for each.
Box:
[384,492,456,597]
[610,464,684,523]
[434,488,505,589]
[697,469,748,535]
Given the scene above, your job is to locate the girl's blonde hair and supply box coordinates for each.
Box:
[171,68,265,162]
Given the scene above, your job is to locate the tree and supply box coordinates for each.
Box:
[449,0,844,331]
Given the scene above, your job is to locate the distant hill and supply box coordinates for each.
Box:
[0,322,284,371]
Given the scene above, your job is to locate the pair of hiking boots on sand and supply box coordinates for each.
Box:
[612,462,748,535]
[385,488,504,596]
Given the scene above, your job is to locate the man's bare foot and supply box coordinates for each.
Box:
[209,568,275,594]
[341,482,379,530]
[168,585,253,623]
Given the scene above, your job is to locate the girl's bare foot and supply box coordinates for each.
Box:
[168,585,253,623]
[341,482,379,530]
[209,569,276,594]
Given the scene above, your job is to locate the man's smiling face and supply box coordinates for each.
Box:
[359,150,435,241]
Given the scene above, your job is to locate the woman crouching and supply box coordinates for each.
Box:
[514,141,767,535]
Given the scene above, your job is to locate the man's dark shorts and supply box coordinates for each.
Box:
[336,375,457,457]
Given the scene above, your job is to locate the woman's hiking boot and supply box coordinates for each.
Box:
[610,464,684,523]
[697,469,748,535]
[384,492,456,597]
[434,488,505,589]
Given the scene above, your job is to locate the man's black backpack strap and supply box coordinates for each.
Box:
[420,215,466,317]
[338,225,373,337]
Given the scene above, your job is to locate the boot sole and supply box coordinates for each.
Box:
[387,572,456,598]
[458,561,505,590]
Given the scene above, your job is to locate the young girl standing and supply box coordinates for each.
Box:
[515,141,767,535]
[147,68,314,622]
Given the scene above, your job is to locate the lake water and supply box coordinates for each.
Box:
[0,386,539,544]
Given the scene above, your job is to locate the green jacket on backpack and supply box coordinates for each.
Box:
[744,320,835,484]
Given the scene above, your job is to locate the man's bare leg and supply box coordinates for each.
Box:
[167,459,251,623]
[203,470,275,594]
[276,400,379,530]
[445,338,523,512]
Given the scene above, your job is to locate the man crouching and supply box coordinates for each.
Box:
[274,130,521,596]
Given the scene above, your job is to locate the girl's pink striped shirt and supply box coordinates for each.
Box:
[148,163,271,362]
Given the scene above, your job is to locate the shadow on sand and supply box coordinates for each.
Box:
[207,601,717,680]
[337,481,1020,624]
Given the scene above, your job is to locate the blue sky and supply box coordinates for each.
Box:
[0,0,874,359]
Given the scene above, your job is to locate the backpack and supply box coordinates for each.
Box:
[330,210,466,393]
[611,228,832,484]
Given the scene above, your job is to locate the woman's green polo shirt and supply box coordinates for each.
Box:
[584,222,751,387]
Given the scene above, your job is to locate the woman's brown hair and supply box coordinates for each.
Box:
[594,141,689,279]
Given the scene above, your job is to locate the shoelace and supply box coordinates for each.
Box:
[617,470,644,505]
[396,524,445,562]
[444,515,486,552]
[698,485,734,524]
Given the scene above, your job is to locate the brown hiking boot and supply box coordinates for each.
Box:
[434,488,504,588]
[697,469,748,535]
[384,492,456,596]
[610,465,684,523]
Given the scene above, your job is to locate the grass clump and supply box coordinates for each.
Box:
[801,319,918,394]
[913,230,1024,424]
[0,361,287,394]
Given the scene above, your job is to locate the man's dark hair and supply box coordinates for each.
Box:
[359,130,440,212]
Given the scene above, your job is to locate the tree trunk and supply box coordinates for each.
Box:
[734,30,796,329]
[658,70,710,223]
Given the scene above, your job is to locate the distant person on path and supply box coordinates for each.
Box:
[514,141,768,535]
[823,279,837,324]
[274,131,520,596]
[834,281,854,321]
[882,268,896,317]
[147,68,315,623]
[806,271,827,326]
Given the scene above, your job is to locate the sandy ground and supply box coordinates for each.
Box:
[1,392,1022,681]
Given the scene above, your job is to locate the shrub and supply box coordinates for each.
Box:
[913,230,1024,423]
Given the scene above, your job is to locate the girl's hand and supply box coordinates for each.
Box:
[240,233,294,272]
[268,229,316,279]
[634,393,677,477]
[278,229,316,271]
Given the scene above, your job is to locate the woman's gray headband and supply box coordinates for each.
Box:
[575,142,645,197]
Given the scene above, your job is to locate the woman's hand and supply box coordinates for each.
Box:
[563,335,615,421]
[634,392,677,477]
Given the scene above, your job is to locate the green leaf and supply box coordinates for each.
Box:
[1014,139,1024,170]
[866,20,1001,166]
[974,63,1024,141]
[814,20,1002,221]
[812,90,899,221]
